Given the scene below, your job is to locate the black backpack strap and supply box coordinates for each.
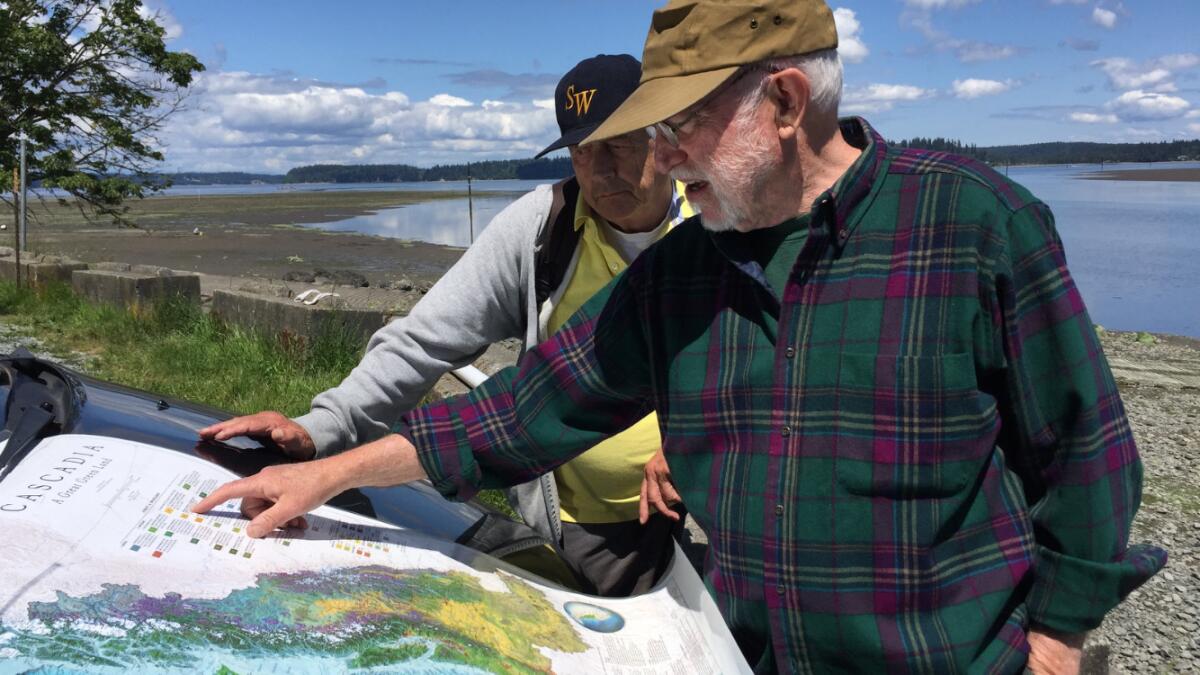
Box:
[533,177,582,309]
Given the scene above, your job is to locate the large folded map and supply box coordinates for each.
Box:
[0,434,749,673]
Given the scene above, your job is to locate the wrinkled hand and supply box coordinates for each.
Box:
[199,411,317,460]
[1027,627,1085,675]
[191,461,345,538]
[639,449,681,524]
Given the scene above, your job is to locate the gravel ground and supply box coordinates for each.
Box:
[1089,330,1200,673]
[0,320,92,371]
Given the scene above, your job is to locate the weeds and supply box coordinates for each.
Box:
[0,281,362,417]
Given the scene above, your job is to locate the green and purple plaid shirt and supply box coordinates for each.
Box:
[405,119,1166,673]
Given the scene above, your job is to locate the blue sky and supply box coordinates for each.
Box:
[151,0,1200,172]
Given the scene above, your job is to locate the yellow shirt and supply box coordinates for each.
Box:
[547,183,693,523]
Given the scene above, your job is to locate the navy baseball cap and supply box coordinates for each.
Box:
[534,54,643,158]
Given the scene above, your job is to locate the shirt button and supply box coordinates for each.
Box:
[776,585,786,595]
[837,229,849,243]
[780,425,792,437]
[610,263,619,271]
[775,504,784,515]
[784,346,796,358]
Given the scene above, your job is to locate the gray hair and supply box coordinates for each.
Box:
[732,48,843,119]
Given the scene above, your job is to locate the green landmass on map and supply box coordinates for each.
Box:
[2,565,587,673]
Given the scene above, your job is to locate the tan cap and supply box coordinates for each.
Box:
[583,0,838,145]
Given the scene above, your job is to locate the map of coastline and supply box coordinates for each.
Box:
[0,435,749,673]
[3,565,584,673]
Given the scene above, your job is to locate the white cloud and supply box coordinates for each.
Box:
[1188,123,1200,134]
[1118,127,1164,139]
[841,83,934,113]
[139,1,183,41]
[1158,53,1200,70]
[220,87,392,135]
[952,78,1015,99]
[903,0,978,8]
[532,98,555,110]
[1091,54,1200,92]
[157,70,558,171]
[956,43,1017,62]
[1092,7,1118,29]
[428,94,472,107]
[1186,110,1200,119]
[833,8,869,63]
[903,12,1017,63]
[1106,90,1191,121]
[1070,112,1118,123]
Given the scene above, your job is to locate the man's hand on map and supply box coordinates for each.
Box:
[191,433,428,538]
[198,411,317,460]
[639,448,681,524]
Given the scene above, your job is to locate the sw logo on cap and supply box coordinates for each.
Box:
[564,85,598,117]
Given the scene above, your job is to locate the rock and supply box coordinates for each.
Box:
[282,270,316,283]
[313,267,369,288]
[383,277,415,291]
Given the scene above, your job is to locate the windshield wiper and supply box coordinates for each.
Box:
[0,350,83,483]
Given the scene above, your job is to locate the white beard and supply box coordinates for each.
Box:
[684,111,778,233]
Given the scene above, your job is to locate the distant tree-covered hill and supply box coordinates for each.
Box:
[893,137,1200,166]
[284,157,572,184]
[161,137,1200,186]
[163,172,285,185]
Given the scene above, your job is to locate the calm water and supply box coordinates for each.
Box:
[1007,162,1200,338]
[312,190,537,247]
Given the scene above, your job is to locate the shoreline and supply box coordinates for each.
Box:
[1076,167,1200,182]
[25,190,479,285]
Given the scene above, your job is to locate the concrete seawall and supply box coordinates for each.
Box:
[0,247,397,350]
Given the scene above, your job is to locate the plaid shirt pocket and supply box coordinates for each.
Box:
[832,352,992,499]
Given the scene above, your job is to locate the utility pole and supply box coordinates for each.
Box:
[466,162,475,245]
[18,132,28,252]
[10,166,19,289]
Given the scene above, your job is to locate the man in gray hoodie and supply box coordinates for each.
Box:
[199,54,692,596]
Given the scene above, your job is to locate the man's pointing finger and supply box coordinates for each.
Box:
[191,477,260,514]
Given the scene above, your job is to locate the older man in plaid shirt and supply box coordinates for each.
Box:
[197,1,1166,672]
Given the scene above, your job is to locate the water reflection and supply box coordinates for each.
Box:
[311,194,525,247]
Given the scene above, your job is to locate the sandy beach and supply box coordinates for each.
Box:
[20,190,480,284]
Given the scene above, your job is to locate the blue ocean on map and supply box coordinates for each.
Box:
[563,601,626,633]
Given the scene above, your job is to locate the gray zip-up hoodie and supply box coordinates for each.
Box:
[294,184,576,544]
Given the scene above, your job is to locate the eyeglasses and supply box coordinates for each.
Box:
[652,66,763,148]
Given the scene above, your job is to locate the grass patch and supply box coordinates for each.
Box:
[0,281,360,417]
[0,280,516,517]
